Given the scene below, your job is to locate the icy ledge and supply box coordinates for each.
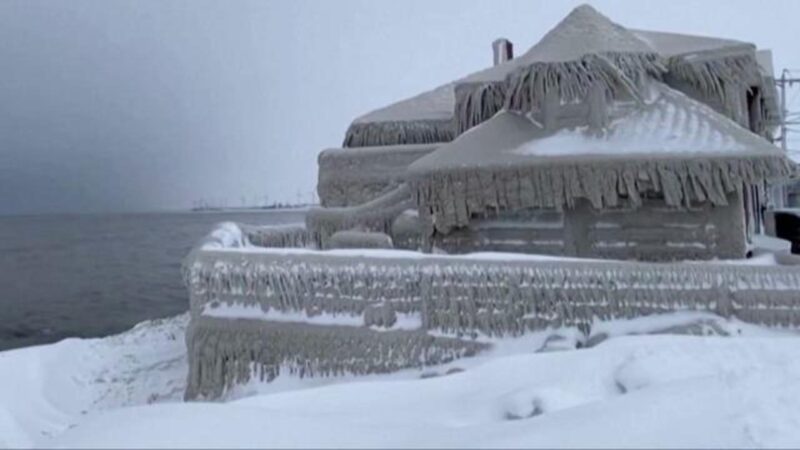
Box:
[2,311,800,448]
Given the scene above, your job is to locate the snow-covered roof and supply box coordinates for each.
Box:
[343,4,774,148]
[756,49,775,78]
[344,83,457,147]
[352,83,454,124]
[408,83,794,232]
[410,84,783,173]
[526,5,656,61]
[460,4,658,86]
[452,4,665,135]
[631,29,752,58]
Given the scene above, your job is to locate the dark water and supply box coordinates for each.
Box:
[0,210,305,350]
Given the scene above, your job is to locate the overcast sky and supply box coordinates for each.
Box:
[2,0,800,215]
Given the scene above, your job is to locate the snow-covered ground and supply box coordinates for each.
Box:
[0,314,189,448]
[2,312,800,448]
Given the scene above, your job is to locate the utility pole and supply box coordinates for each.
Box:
[781,70,787,151]
[775,69,800,150]
[773,70,800,209]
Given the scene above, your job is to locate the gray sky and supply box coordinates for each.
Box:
[2,0,800,215]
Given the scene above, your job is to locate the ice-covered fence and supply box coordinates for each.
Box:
[186,247,800,336]
[183,223,800,399]
[185,317,486,400]
[239,223,311,249]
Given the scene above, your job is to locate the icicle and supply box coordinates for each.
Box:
[454,82,507,134]
[667,53,761,125]
[409,154,794,235]
[343,120,455,148]
[184,316,488,400]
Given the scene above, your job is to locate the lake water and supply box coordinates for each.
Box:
[0,210,306,350]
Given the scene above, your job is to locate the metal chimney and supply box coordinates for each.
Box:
[492,38,513,66]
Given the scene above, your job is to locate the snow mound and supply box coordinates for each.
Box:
[51,332,800,449]
[0,314,189,448]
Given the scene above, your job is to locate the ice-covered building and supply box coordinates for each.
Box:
[315,4,793,261]
[182,5,800,400]
[409,88,788,260]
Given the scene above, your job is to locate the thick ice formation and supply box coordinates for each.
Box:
[407,82,793,236]
[512,87,757,156]
[344,84,456,147]
[182,222,800,399]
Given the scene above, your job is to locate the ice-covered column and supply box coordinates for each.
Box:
[587,82,608,129]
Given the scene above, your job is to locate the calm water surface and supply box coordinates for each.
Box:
[0,210,305,350]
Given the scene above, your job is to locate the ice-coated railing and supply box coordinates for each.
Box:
[183,222,800,399]
[305,183,414,247]
[240,223,312,249]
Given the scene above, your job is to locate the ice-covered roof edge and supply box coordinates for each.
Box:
[411,83,787,172]
[406,84,796,233]
[410,152,794,234]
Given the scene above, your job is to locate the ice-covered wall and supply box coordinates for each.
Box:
[184,226,800,399]
[569,195,746,260]
[435,194,747,261]
[317,144,436,207]
[433,208,567,256]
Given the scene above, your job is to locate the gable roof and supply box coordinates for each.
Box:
[352,84,454,124]
[347,5,661,129]
[344,83,456,147]
[520,4,656,62]
[459,4,658,86]
[457,5,664,133]
[631,29,753,57]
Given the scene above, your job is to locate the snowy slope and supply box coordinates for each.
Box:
[2,312,800,448]
[0,315,189,448]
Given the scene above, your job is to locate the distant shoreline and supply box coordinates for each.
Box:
[189,204,315,213]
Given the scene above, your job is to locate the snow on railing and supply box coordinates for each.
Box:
[192,222,313,252]
[197,222,248,250]
[186,246,800,334]
[240,223,312,249]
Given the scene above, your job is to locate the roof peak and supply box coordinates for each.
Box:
[566,4,604,19]
[521,3,654,62]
